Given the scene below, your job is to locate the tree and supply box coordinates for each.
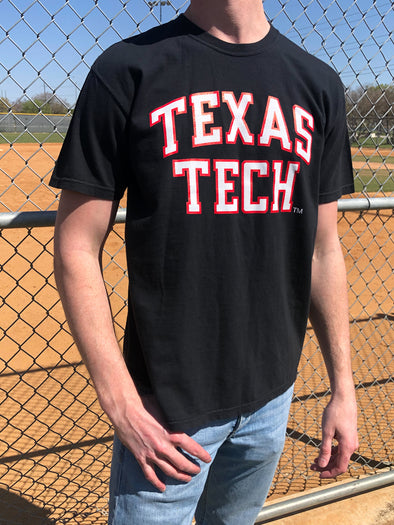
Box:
[0,96,11,113]
[346,84,394,143]
[13,92,69,114]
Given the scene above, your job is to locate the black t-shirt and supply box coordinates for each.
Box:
[50,15,354,430]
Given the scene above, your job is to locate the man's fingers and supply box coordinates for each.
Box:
[142,461,166,492]
[136,452,196,492]
[331,443,354,475]
[317,438,334,468]
[319,457,347,479]
[141,446,204,491]
[310,445,335,472]
[170,433,212,464]
[311,444,353,478]
[140,395,211,467]
[135,432,212,491]
[156,445,202,476]
[156,434,212,478]
[154,456,195,482]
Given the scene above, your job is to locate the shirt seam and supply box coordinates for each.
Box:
[319,182,354,198]
[90,67,129,118]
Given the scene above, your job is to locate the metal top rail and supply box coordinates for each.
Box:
[0,198,392,229]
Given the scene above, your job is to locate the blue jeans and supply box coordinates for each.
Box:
[108,384,293,525]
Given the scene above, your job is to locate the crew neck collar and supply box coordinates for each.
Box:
[178,13,278,56]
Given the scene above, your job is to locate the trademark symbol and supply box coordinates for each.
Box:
[293,207,303,214]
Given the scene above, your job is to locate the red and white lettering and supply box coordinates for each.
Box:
[293,105,314,165]
[173,159,210,214]
[222,92,254,145]
[214,160,239,214]
[242,161,269,213]
[190,92,222,147]
[150,97,187,157]
[258,96,292,152]
[271,161,300,213]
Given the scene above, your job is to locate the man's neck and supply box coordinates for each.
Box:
[184,0,270,44]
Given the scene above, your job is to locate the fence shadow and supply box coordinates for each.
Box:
[0,487,55,525]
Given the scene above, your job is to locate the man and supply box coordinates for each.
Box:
[51,1,359,523]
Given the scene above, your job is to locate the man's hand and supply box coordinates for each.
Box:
[310,394,358,478]
[112,395,212,492]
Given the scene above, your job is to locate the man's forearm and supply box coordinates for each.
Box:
[54,248,143,416]
[309,239,354,394]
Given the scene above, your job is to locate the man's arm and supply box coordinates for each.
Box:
[309,201,359,478]
[53,190,211,492]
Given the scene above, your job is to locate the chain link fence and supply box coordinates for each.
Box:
[0,1,393,523]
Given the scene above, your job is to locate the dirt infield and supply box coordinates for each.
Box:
[0,143,63,213]
[0,143,393,523]
[351,146,394,171]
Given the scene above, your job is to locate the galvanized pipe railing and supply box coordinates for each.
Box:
[0,197,393,229]
[256,470,394,523]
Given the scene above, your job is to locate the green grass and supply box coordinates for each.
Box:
[352,154,392,164]
[0,132,65,144]
[351,139,392,149]
[354,171,394,193]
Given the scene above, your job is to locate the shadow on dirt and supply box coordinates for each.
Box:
[0,488,55,525]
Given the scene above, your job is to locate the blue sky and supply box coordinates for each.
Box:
[0,0,392,106]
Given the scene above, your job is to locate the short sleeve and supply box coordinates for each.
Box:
[49,67,129,200]
[318,80,354,204]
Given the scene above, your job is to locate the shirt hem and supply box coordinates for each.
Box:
[165,379,296,432]
[319,182,355,204]
[50,176,123,201]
